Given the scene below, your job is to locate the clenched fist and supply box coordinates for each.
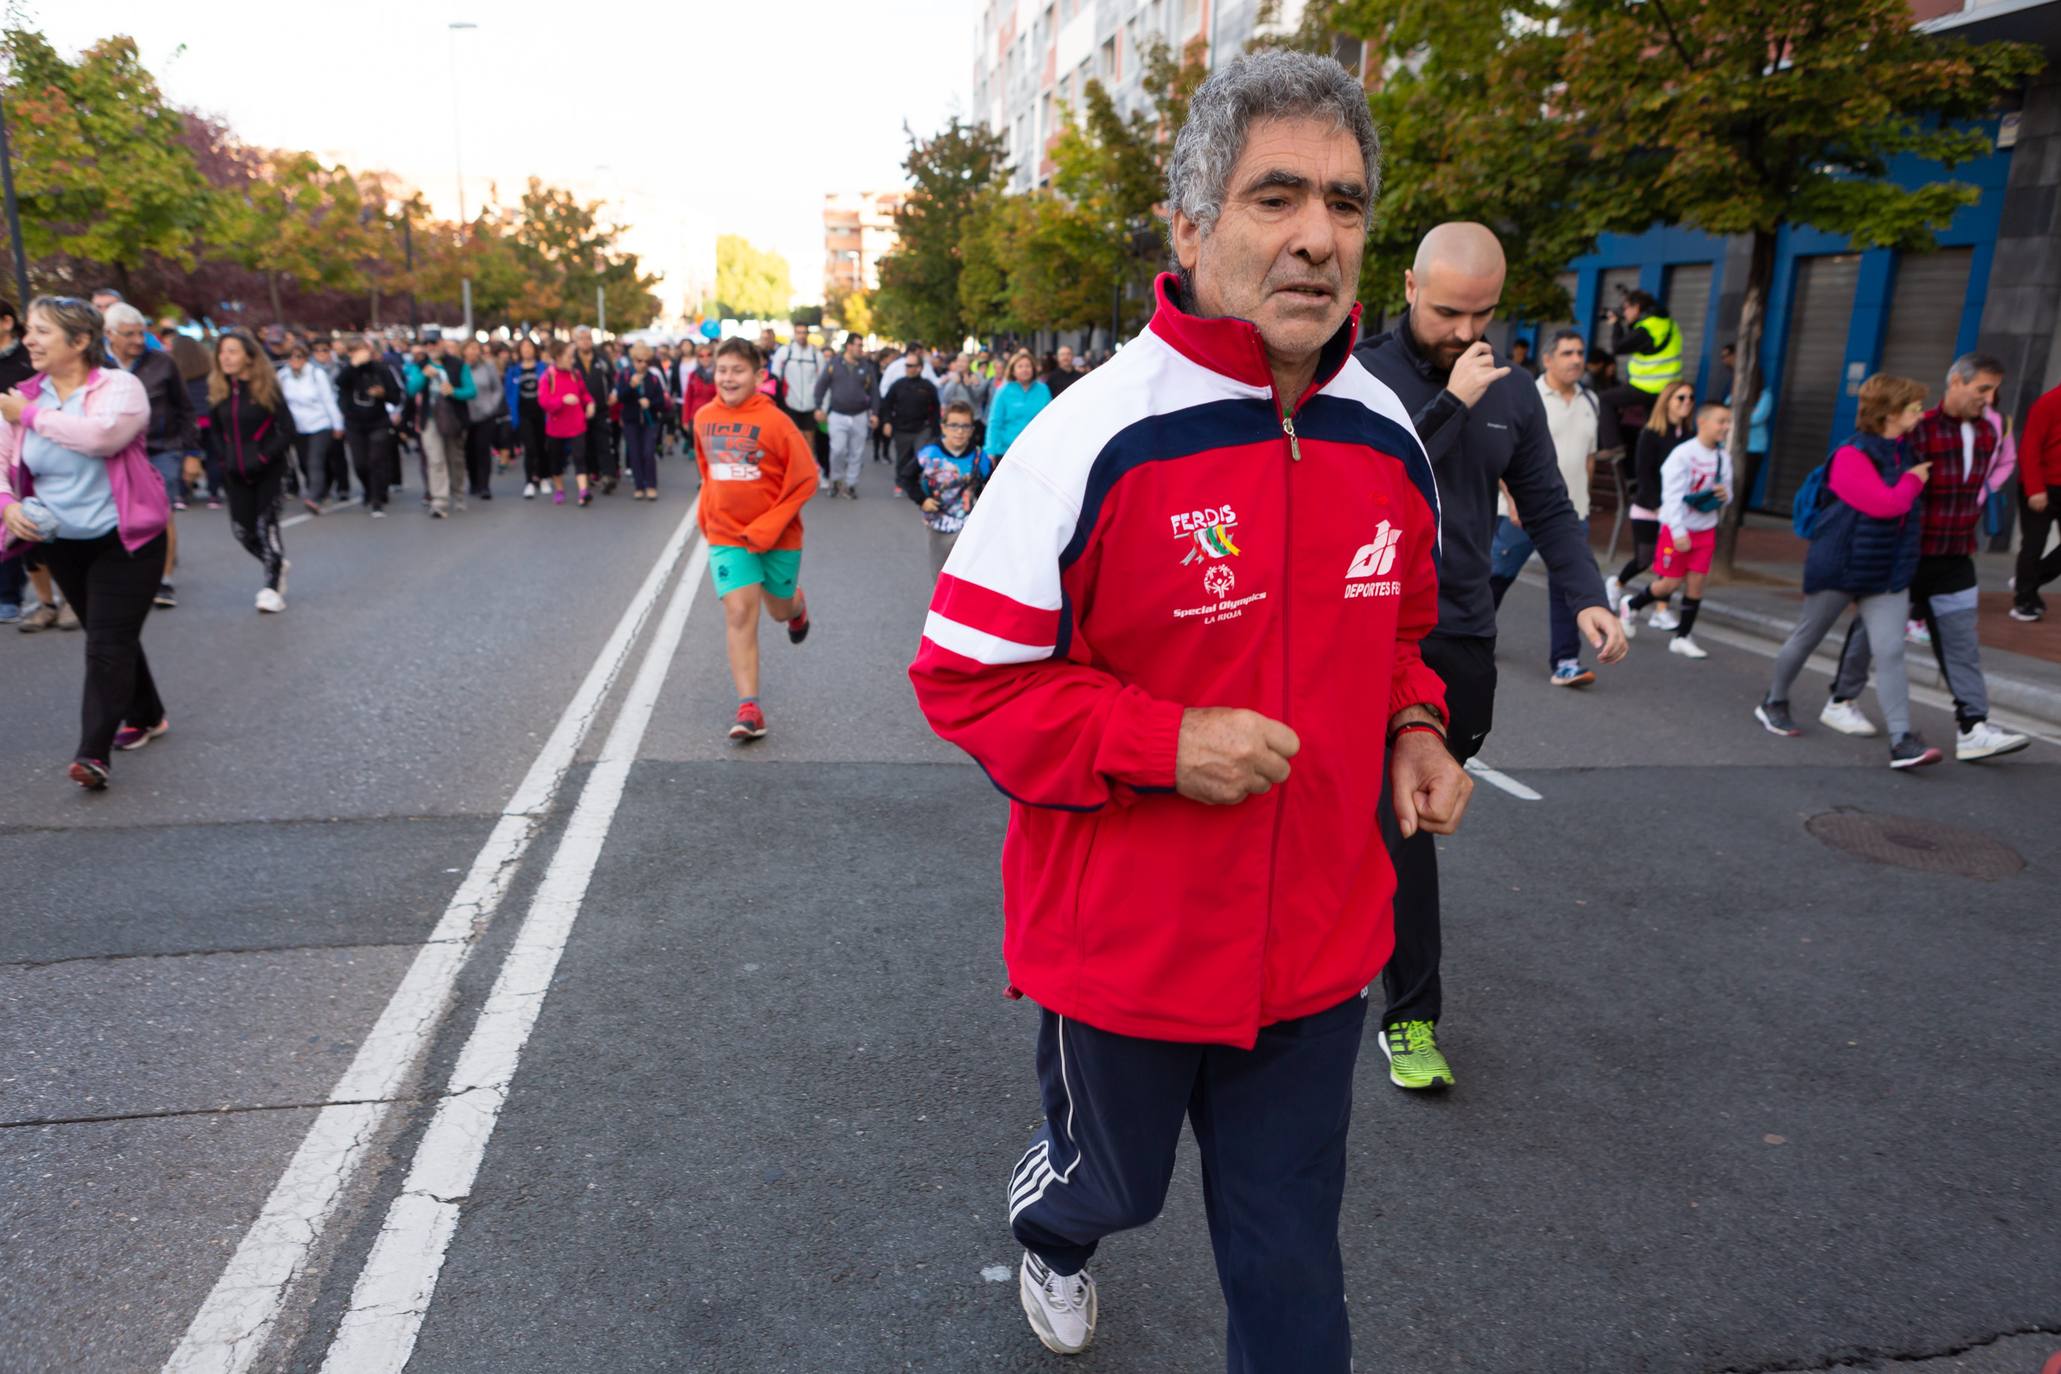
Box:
[1176,707,1300,806]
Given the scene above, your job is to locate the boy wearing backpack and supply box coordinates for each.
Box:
[899,399,991,578]
[1755,375,1941,768]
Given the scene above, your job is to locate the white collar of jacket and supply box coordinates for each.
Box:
[1144,271,1361,408]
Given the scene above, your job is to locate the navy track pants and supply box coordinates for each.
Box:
[1007,991,1368,1373]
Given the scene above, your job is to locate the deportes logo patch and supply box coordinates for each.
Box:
[1345,520,1403,598]
[1346,521,1402,578]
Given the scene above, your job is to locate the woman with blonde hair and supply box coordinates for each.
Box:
[1607,377,1696,626]
[206,329,296,611]
[984,348,1052,461]
[0,296,171,787]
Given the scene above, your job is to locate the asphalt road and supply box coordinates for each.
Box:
[2,444,2055,1374]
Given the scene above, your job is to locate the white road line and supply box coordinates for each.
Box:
[1464,758,1543,800]
[317,538,710,1374]
[279,497,362,529]
[162,508,702,1374]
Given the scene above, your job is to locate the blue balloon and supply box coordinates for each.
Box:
[699,320,721,339]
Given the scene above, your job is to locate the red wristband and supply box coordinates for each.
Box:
[1388,720,1447,747]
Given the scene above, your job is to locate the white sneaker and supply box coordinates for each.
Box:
[1605,575,1623,612]
[1668,634,1708,660]
[1019,1251,1096,1356]
[1648,607,1681,631]
[255,587,286,614]
[1617,598,1638,641]
[523,481,537,499]
[1956,720,2030,762]
[1818,699,1879,737]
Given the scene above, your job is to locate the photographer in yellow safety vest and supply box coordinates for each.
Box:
[1597,287,1684,447]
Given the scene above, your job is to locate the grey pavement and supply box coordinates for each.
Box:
[4,445,2056,1374]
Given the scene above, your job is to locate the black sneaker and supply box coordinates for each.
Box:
[1754,699,1801,737]
[787,592,811,645]
[2007,604,2043,622]
[1889,733,1943,770]
[154,582,178,609]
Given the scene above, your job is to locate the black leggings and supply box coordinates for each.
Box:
[465,419,496,495]
[227,467,286,589]
[39,530,168,763]
[345,427,396,511]
[546,434,582,478]
[1616,517,1660,584]
[519,402,548,483]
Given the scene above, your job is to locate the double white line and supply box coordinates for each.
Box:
[164,511,706,1374]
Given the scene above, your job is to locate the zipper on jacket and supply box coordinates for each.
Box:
[1258,402,1299,1024]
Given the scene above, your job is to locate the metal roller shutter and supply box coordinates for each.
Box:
[1664,262,1713,396]
[1767,254,1862,512]
[1875,247,1973,397]
[1597,266,1640,342]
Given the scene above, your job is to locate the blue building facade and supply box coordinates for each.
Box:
[1528,127,2017,512]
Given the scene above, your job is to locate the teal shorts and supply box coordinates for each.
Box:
[708,544,802,600]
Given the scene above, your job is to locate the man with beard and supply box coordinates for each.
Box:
[1353,222,1626,1091]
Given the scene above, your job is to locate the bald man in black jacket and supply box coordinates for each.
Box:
[1353,222,1626,1089]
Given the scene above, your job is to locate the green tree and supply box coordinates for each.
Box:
[1,28,216,295]
[217,151,381,323]
[714,234,793,320]
[1557,0,2043,567]
[874,118,1010,345]
[1277,0,1601,322]
[1049,80,1164,339]
[503,179,659,331]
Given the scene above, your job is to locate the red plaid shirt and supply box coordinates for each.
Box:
[1908,408,1997,557]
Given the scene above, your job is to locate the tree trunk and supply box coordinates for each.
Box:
[267,270,284,326]
[1714,229,1778,578]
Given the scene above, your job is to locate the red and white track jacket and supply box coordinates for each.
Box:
[909,275,1446,1047]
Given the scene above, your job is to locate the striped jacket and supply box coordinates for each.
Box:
[908,274,1446,1047]
[1908,407,1997,557]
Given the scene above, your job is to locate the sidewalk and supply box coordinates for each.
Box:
[1587,511,2061,728]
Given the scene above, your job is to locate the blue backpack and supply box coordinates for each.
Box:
[1791,463,1831,539]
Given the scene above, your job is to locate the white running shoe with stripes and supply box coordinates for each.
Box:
[1020,1251,1097,1355]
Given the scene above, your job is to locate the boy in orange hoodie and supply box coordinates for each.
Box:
[692,337,819,740]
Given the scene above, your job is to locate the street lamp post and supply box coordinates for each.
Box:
[449,22,478,336]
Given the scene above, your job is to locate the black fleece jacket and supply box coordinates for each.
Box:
[1354,311,1607,639]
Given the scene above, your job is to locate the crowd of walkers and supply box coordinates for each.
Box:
[0,281,1114,784]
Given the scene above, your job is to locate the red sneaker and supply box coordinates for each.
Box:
[728,701,767,741]
[68,758,110,790]
[786,591,811,645]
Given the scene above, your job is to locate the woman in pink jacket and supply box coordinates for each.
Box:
[537,340,595,507]
[0,297,173,789]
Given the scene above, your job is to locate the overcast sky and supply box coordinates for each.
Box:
[26,2,976,319]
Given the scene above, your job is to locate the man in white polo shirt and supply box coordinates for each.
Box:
[1488,328,1606,684]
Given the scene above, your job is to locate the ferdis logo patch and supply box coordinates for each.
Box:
[1171,504,1241,567]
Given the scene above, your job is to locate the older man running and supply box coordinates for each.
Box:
[911,49,1471,1372]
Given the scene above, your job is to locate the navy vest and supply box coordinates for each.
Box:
[1803,431,1921,597]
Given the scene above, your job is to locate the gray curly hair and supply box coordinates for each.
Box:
[1165,49,1380,249]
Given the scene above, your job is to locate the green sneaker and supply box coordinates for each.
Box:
[1378,1019,1454,1090]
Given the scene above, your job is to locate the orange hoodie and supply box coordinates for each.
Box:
[692,391,819,552]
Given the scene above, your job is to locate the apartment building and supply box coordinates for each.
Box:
[823,191,906,298]
[970,0,1332,193]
